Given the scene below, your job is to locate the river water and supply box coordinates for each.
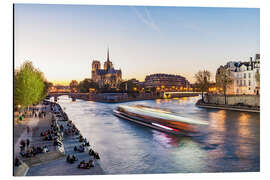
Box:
[57,95,259,174]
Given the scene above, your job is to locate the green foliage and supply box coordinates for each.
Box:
[14,61,48,108]
[69,80,79,92]
[194,70,211,93]
[255,70,260,87]
[77,79,99,93]
[216,67,233,104]
[194,70,211,102]
[216,67,233,95]
[119,80,139,92]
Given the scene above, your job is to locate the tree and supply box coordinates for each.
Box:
[119,80,139,93]
[255,69,260,94]
[216,67,233,104]
[14,61,47,109]
[77,79,99,93]
[194,70,211,103]
[69,80,79,92]
[41,81,53,100]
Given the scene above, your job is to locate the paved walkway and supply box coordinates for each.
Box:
[26,104,105,176]
[14,105,64,175]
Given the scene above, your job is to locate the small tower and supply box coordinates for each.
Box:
[92,60,101,80]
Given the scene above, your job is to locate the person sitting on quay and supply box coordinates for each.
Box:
[64,129,69,136]
[74,145,84,152]
[88,149,100,159]
[77,160,91,169]
[14,157,21,167]
[66,154,78,164]
[60,124,64,132]
[66,154,73,164]
[79,135,84,142]
[94,152,100,160]
[19,140,26,152]
[82,138,90,147]
[43,134,53,141]
[43,145,49,153]
[88,148,94,156]
[89,159,95,167]
[24,147,33,158]
[20,149,25,157]
[77,145,85,152]
[53,139,62,147]
[26,138,30,148]
[75,129,80,135]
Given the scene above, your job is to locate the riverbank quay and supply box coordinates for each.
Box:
[13,104,65,176]
[65,92,200,103]
[196,99,260,113]
[26,102,105,176]
[203,94,260,107]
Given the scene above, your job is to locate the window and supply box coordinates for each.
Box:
[249,73,251,78]
[249,80,251,86]
[244,80,246,86]
[244,73,246,79]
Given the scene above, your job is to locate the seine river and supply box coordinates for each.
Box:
[58,95,260,174]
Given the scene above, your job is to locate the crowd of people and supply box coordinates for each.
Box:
[40,119,63,148]
[20,141,49,158]
[15,102,56,167]
[61,120,100,169]
[15,100,101,171]
[63,120,80,136]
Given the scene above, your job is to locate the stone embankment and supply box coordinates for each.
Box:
[196,94,260,113]
[72,92,200,103]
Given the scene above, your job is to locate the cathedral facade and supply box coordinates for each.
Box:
[91,49,122,89]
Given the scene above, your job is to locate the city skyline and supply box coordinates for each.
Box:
[14,4,260,85]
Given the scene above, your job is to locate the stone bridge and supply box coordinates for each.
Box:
[47,92,89,101]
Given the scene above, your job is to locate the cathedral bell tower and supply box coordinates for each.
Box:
[92,60,101,81]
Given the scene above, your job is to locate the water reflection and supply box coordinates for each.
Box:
[238,113,252,138]
[151,130,181,148]
[57,96,259,173]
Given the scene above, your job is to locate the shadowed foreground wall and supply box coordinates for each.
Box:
[204,94,260,107]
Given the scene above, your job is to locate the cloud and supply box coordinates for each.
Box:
[132,6,160,33]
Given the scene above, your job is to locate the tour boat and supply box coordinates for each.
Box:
[113,105,208,136]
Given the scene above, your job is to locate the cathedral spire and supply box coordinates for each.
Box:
[107,47,110,62]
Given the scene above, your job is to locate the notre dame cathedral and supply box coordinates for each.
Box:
[91,48,122,89]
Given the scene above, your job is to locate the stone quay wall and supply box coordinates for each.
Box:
[203,94,260,107]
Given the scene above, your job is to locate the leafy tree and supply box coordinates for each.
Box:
[14,61,47,109]
[194,70,211,102]
[255,69,260,88]
[41,81,53,100]
[77,79,99,93]
[254,69,260,95]
[216,67,233,104]
[69,80,79,92]
[119,80,139,93]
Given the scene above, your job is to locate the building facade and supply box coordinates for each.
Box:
[216,54,260,95]
[144,73,190,91]
[91,49,122,88]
